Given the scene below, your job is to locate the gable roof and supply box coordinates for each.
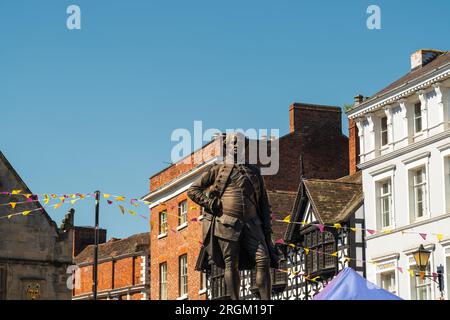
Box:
[0,151,59,231]
[74,232,149,264]
[285,171,363,241]
[267,190,297,241]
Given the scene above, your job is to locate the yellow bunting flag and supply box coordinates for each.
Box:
[331,252,338,257]
[437,234,444,242]
[283,215,291,223]
[11,190,22,195]
[383,229,392,234]
[79,194,85,199]
[25,194,32,199]
[54,203,62,209]
[70,199,79,205]
[43,195,49,205]
[344,257,352,263]
[118,205,125,214]
[59,197,65,202]
[311,276,320,282]
[7,214,12,219]
[408,269,415,277]
[333,223,342,229]
[51,194,57,199]
[304,248,310,255]
[190,206,197,210]
[288,243,296,248]
[116,196,125,202]
[350,227,357,232]
[103,194,111,199]
[128,210,137,215]
[70,194,76,199]
[143,201,152,205]
[9,202,17,209]
[301,221,307,226]
[22,211,31,216]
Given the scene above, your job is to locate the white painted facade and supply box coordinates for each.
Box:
[348,54,450,300]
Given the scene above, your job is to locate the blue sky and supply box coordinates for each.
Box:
[0,0,449,239]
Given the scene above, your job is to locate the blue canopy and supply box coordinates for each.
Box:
[313,267,402,300]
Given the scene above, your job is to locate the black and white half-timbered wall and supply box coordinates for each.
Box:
[207,172,365,300]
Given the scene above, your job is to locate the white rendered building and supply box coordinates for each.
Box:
[347,49,450,300]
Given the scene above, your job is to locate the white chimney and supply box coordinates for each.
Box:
[410,49,444,70]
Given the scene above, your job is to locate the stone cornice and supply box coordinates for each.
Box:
[348,64,450,119]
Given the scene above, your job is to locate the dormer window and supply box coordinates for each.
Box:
[381,116,388,146]
[414,103,422,133]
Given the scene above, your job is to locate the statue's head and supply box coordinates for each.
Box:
[223,132,247,164]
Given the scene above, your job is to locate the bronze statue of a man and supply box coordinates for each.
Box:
[187,133,279,300]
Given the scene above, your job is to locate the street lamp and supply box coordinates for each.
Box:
[412,245,445,299]
[412,245,431,272]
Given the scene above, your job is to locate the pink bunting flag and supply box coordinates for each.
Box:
[191,217,198,222]
[107,200,113,205]
[419,233,427,240]
[367,229,376,235]
[432,272,438,282]
[275,239,285,245]
[26,198,33,203]
[318,224,325,233]
[397,267,404,273]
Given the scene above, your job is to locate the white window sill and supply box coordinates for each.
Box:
[176,294,188,300]
[198,289,207,295]
[198,215,204,221]
[177,222,188,231]
[157,233,167,239]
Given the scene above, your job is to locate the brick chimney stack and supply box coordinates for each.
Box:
[289,103,342,137]
[348,94,363,175]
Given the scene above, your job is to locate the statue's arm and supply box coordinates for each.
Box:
[187,166,219,213]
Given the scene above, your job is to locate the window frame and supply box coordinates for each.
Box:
[414,102,423,134]
[179,254,188,298]
[178,200,188,226]
[380,116,388,146]
[159,210,168,236]
[378,178,393,229]
[159,262,167,300]
[409,166,428,222]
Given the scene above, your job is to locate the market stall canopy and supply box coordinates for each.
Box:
[313,267,402,300]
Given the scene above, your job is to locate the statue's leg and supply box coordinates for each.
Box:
[217,237,240,300]
[242,224,272,300]
[254,242,271,300]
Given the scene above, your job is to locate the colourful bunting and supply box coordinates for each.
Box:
[419,233,427,240]
[103,194,111,198]
[118,205,125,214]
[11,190,22,195]
[283,215,291,223]
[9,202,17,209]
[367,229,376,235]
[115,196,125,202]
[318,224,325,233]
[128,210,137,216]
[22,211,31,216]
[333,223,342,229]
[437,234,444,242]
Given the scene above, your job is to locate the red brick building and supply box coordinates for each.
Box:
[72,233,149,300]
[142,103,349,300]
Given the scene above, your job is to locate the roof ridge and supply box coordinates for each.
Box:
[304,178,361,185]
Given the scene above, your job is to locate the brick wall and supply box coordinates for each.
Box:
[150,195,205,300]
[73,255,148,300]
